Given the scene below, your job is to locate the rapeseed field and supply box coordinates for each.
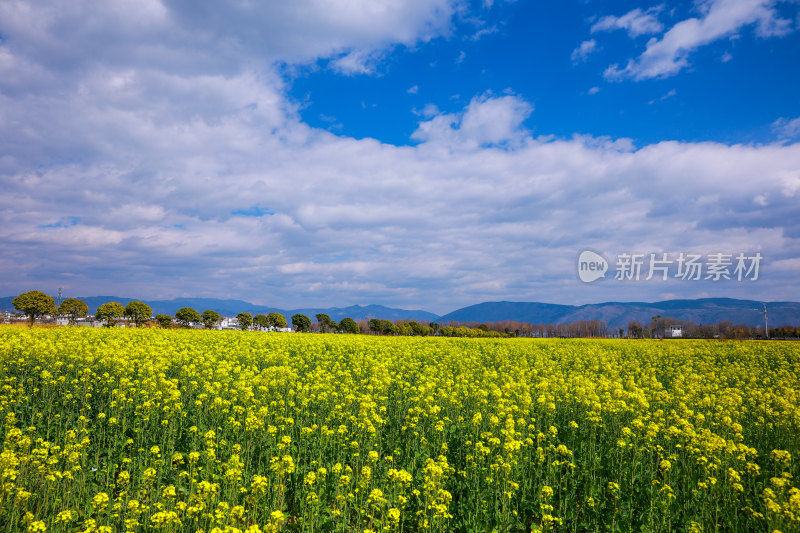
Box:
[0,327,798,532]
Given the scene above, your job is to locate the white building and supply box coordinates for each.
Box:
[220,317,240,330]
[666,325,683,338]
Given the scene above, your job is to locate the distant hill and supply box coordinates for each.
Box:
[0,296,439,323]
[439,298,800,330]
[2,295,798,329]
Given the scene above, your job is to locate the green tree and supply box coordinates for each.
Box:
[315,313,333,333]
[253,314,269,329]
[175,307,200,328]
[268,312,287,330]
[368,318,382,334]
[125,300,152,327]
[13,290,56,327]
[155,314,173,328]
[338,317,360,334]
[201,310,221,329]
[57,298,88,325]
[237,312,252,331]
[96,302,125,327]
[407,321,424,335]
[627,321,643,339]
[292,314,311,332]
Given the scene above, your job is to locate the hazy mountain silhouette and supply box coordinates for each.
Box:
[0,296,438,322]
[2,295,798,329]
[438,298,800,330]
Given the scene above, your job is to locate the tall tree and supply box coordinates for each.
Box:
[175,307,200,328]
[253,314,269,329]
[96,302,125,327]
[380,320,396,335]
[315,313,333,333]
[125,301,152,327]
[268,312,287,330]
[338,317,359,334]
[201,310,221,329]
[57,298,88,325]
[627,321,643,339]
[237,312,252,331]
[155,314,173,329]
[292,314,311,332]
[13,290,56,327]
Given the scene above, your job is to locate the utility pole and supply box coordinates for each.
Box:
[754,303,768,338]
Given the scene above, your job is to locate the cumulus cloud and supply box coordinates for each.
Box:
[571,39,598,63]
[0,0,458,77]
[410,94,533,148]
[1,0,799,312]
[330,48,387,75]
[591,6,665,37]
[602,0,795,81]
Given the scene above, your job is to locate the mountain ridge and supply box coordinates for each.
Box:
[0,296,439,323]
[1,295,799,329]
[437,298,800,330]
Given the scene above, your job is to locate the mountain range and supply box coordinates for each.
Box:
[1,296,798,330]
[0,295,439,323]
[437,298,800,330]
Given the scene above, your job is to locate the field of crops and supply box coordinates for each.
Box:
[0,327,798,532]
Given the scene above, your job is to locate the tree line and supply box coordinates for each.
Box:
[626,315,798,339]
[8,290,798,338]
[8,291,502,336]
[8,291,320,332]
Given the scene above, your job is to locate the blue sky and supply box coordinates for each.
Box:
[292,0,800,146]
[1,0,800,314]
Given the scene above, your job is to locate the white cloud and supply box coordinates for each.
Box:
[330,48,386,75]
[648,88,677,104]
[591,6,665,37]
[0,0,459,77]
[410,93,533,148]
[772,116,800,140]
[470,26,498,41]
[413,103,441,118]
[603,0,794,81]
[3,122,800,309]
[588,86,601,95]
[571,39,598,63]
[407,85,420,94]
